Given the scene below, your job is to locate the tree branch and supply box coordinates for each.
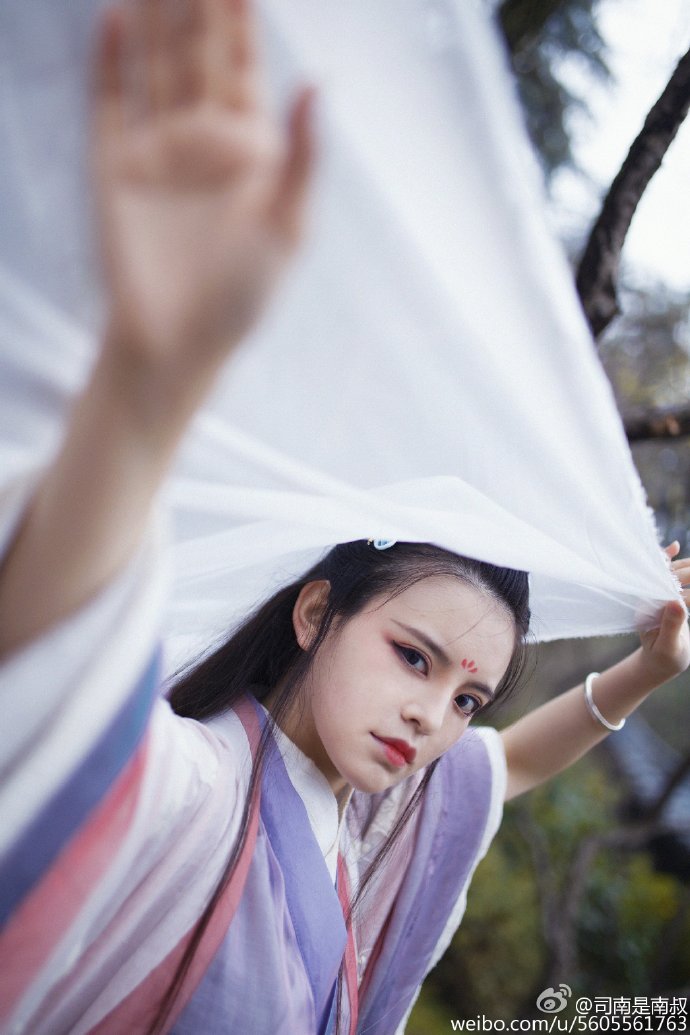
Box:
[499,0,568,55]
[651,884,690,992]
[576,46,690,338]
[514,807,561,953]
[522,750,690,988]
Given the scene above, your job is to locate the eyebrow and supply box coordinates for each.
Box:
[391,620,497,702]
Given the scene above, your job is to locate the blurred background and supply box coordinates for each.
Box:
[409,0,690,1026]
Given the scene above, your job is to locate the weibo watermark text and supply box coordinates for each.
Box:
[449,986,688,1032]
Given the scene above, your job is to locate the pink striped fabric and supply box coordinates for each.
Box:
[0,741,149,1025]
[86,697,262,1034]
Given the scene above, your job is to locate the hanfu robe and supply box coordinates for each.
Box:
[0,478,506,1034]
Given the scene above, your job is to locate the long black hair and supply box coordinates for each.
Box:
[151,540,530,1032]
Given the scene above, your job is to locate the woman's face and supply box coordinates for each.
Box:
[287,576,516,796]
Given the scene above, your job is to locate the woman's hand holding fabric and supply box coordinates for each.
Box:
[635,542,690,685]
[502,544,689,802]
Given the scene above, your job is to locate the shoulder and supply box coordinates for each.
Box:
[437,725,507,850]
[131,702,254,871]
[442,724,507,796]
[201,706,254,779]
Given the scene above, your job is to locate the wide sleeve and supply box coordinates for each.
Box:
[0,472,251,1035]
[423,725,506,966]
[394,725,507,1034]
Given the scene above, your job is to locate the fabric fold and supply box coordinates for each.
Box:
[0,0,681,665]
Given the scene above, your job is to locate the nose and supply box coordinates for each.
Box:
[401,688,448,735]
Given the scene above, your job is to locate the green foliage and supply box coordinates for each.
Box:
[639,672,690,752]
[410,756,690,1027]
[579,854,684,991]
[599,281,690,412]
[405,990,452,1035]
[498,0,610,178]
[597,279,690,553]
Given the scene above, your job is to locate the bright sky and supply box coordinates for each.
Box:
[549,0,690,290]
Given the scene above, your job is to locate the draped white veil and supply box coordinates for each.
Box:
[0,0,680,675]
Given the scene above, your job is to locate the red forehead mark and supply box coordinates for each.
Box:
[461,658,478,673]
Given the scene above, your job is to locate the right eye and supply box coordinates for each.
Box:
[395,644,429,675]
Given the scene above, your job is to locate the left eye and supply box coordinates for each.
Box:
[455,693,482,717]
[396,645,429,675]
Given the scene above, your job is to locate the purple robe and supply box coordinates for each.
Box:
[0,526,504,1034]
[171,696,497,1034]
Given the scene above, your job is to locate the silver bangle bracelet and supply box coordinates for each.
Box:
[584,672,626,732]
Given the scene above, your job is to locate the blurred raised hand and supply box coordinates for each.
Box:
[93,0,315,378]
[0,0,316,659]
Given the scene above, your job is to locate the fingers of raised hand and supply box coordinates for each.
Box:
[134,0,202,112]
[97,0,261,119]
[269,87,317,246]
[656,600,690,663]
[94,6,129,134]
[662,542,690,596]
[670,556,690,603]
[210,0,261,110]
[178,0,262,111]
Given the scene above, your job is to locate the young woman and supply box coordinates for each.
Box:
[0,1,688,1032]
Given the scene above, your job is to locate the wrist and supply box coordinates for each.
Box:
[98,326,220,446]
[626,644,680,691]
[614,647,671,694]
[587,649,669,732]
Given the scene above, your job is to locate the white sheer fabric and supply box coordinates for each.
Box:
[0,0,681,675]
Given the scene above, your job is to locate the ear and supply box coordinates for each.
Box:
[292,580,331,651]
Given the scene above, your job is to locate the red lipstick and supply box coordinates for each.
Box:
[372,735,417,768]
